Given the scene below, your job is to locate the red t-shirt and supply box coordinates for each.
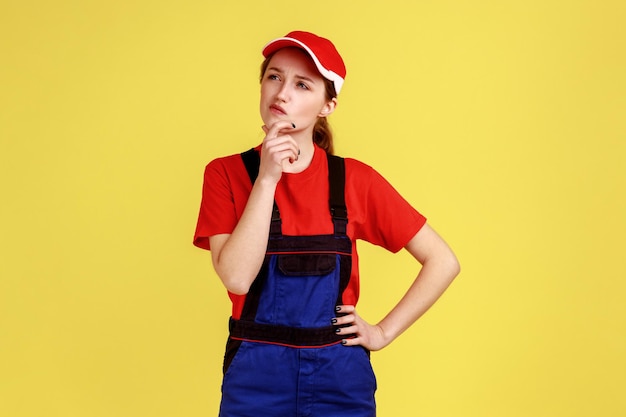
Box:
[193,144,426,318]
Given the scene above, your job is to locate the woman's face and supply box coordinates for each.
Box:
[260,47,335,134]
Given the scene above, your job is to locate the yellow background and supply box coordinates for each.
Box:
[1,0,624,416]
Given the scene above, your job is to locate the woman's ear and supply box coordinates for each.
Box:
[318,97,338,118]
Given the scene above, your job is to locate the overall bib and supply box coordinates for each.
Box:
[218,149,377,417]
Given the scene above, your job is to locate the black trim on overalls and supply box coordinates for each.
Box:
[223,148,352,374]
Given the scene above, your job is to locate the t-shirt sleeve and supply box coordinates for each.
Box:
[193,157,242,251]
[347,159,427,253]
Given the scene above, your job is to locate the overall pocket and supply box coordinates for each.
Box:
[255,253,340,328]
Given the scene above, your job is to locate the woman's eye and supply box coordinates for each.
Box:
[297,82,309,90]
[268,74,280,81]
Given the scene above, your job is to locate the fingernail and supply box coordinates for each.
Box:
[335,328,341,333]
[341,340,347,345]
[335,306,341,312]
[291,123,296,128]
[331,318,337,324]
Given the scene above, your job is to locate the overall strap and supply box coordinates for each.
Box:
[240,148,260,182]
[240,148,281,235]
[327,153,348,235]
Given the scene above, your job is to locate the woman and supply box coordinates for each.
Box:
[194,30,460,417]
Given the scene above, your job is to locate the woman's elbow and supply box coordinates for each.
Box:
[211,252,255,295]
[226,282,251,296]
[218,273,252,295]
[449,253,461,278]
[438,243,461,281]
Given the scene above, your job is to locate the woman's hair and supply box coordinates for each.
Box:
[260,54,337,154]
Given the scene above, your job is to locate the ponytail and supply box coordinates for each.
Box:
[313,77,337,154]
[313,116,334,154]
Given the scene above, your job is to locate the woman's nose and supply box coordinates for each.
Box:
[276,83,289,102]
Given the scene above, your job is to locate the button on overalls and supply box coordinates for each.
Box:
[218,149,377,417]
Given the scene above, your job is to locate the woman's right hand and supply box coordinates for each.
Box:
[259,121,299,184]
[209,121,299,295]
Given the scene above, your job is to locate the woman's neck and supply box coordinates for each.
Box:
[282,139,315,174]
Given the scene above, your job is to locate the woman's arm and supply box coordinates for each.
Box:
[209,121,299,295]
[334,223,460,350]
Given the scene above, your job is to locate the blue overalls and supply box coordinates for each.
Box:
[218,149,377,417]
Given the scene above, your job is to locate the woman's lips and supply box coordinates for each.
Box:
[270,104,287,116]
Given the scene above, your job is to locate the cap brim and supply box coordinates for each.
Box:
[262,38,304,58]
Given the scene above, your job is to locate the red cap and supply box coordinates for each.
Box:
[262,31,346,94]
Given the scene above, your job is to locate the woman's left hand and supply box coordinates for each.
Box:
[332,305,389,351]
